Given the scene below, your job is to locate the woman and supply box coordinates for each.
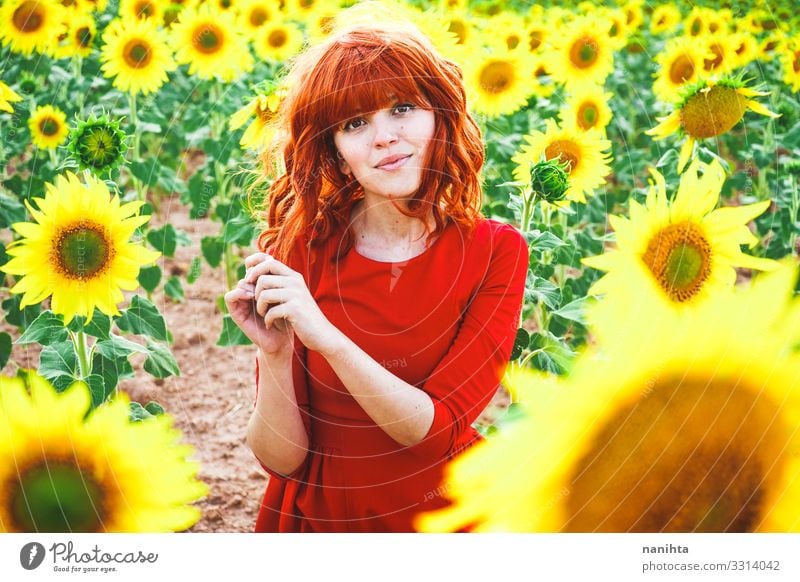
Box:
[224,17,528,532]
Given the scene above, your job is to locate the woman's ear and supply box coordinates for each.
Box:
[337,151,352,175]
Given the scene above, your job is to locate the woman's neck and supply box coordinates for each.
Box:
[349,198,435,247]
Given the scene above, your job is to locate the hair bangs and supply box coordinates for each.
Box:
[313,42,433,134]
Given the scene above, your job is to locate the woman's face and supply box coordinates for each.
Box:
[332,99,436,203]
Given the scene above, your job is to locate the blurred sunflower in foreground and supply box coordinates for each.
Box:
[0,373,207,532]
[0,172,160,324]
[416,264,800,532]
[647,77,780,173]
[582,159,776,315]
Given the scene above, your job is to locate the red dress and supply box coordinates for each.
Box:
[252,217,528,532]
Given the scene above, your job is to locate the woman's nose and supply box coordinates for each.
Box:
[372,115,399,147]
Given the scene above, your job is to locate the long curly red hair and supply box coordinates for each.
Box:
[257,21,484,264]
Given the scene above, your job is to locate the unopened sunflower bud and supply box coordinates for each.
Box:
[530,158,570,203]
[67,113,128,176]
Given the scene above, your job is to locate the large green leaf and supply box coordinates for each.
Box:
[115,295,169,341]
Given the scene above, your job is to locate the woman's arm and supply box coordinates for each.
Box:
[319,335,435,447]
[246,347,309,476]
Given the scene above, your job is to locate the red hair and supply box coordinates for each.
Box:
[257,21,484,263]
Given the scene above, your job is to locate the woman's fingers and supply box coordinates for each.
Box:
[244,252,271,268]
[243,255,295,283]
[255,288,290,317]
[263,303,290,331]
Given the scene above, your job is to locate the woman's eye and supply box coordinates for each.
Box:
[343,118,365,131]
[394,103,415,115]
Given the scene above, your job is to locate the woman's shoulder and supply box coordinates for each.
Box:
[457,216,527,256]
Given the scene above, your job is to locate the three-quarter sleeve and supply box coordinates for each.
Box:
[406,222,529,460]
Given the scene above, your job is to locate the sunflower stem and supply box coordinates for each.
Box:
[72,329,92,380]
[519,348,546,369]
[73,57,85,116]
[128,92,146,203]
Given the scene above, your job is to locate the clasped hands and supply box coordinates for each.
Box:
[224,252,340,355]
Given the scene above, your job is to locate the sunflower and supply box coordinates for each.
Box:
[524,19,548,54]
[512,119,612,204]
[28,105,69,150]
[728,31,759,69]
[464,47,537,118]
[684,6,711,37]
[52,11,96,58]
[701,33,737,75]
[0,81,23,113]
[171,4,253,82]
[595,7,630,50]
[100,17,175,95]
[544,15,615,88]
[304,6,340,44]
[622,0,643,32]
[229,90,283,150]
[0,0,63,55]
[779,39,800,93]
[253,18,304,63]
[646,77,781,173]
[558,84,613,134]
[237,0,278,39]
[582,159,776,313]
[480,11,527,52]
[649,4,681,35]
[759,33,785,58]
[0,373,207,532]
[119,0,162,22]
[416,264,800,533]
[0,172,160,324]
[652,36,713,103]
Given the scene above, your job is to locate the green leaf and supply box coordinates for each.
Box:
[2,295,42,329]
[529,331,576,375]
[83,374,109,408]
[528,230,566,252]
[525,274,562,310]
[144,401,165,416]
[510,328,529,361]
[147,224,177,257]
[91,352,134,396]
[187,257,202,284]
[143,342,180,378]
[129,160,160,187]
[0,332,11,369]
[115,295,169,341]
[201,236,224,267]
[84,311,112,340]
[188,173,217,219]
[551,296,589,326]
[165,275,185,302]
[129,401,155,422]
[138,265,162,293]
[217,314,253,346]
[221,214,256,246]
[94,334,148,359]
[0,191,27,228]
[16,311,69,346]
[39,340,79,382]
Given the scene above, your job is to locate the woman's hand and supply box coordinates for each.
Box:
[243,252,342,355]
[224,266,293,355]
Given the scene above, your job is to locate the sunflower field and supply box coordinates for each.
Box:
[0,0,799,533]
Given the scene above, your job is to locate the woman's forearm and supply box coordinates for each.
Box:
[319,329,434,447]
[246,347,309,476]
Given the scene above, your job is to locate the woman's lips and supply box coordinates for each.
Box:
[376,154,412,171]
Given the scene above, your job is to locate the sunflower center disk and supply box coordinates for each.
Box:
[123,40,152,68]
[10,461,105,532]
[39,117,60,137]
[13,2,44,33]
[793,51,800,73]
[545,140,580,173]
[528,30,542,51]
[563,378,786,532]
[55,223,112,280]
[668,55,695,85]
[680,85,747,139]
[570,37,599,69]
[134,1,154,17]
[704,44,725,71]
[641,221,711,302]
[195,26,222,54]
[577,102,598,130]
[479,61,513,95]
[76,27,93,48]
[268,30,287,48]
[250,8,269,26]
[82,128,121,168]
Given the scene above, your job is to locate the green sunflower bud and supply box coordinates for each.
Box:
[530,157,570,203]
[66,113,128,177]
